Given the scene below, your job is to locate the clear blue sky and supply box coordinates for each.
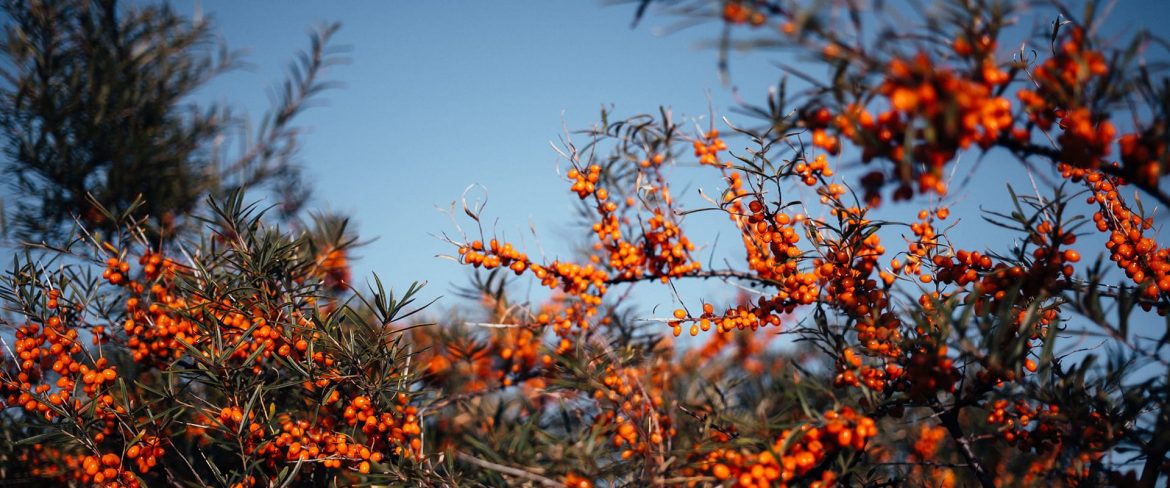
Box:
[166,1,1169,326]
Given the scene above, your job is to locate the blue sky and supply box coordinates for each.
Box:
[168,1,1170,330]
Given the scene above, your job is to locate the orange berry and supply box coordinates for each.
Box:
[713,463,731,480]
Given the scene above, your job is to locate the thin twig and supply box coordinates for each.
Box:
[937,406,995,488]
[454,452,566,487]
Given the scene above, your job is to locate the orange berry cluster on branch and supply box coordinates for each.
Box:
[795,154,834,186]
[214,391,419,475]
[933,227,1078,304]
[807,107,841,156]
[684,407,877,488]
[721,1,767,27]
[883,52,1010,193]
[1119,125,1169,186]
[594,354,675,462]
[833,346,901,392]
[492,326,544,386]
[588,158,700,282]
[900,343,959,401]
[928,246,1068,386]
[736,195,807,283]
[694,129,730,167]
[1016,27,1119,171]
[11,446,149,488]
[2,305,162,487]
[569,164,603,200]
[138,250,176,281]
[986,400,1119,457]
[911,423,947,460]
[458,239,608,305]
[721,179,821,321]
[103,257,131,285]
[810,41,1013,203]
[813,205,894,338]
[670,294,797,336]
[685,300,776,373]
[1061,163,1170,312]
[417,293,578,396]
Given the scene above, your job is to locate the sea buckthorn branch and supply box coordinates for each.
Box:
[934,191,1074,335]
[457,238,609,306]
[0,233,187,486]
[604,267,782,288]
[1,192,435,486]
[661,0,1170,214]
[582,116,704,284]
[555,111,707,290]
[690,0,1018,204]
[1055,163,1170,309]
[999,135,1170,209]
[907,193,1152,487]
[655,147,839,337]
[698,4,1167,475]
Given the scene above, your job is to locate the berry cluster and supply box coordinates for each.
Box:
[684,407,877,487]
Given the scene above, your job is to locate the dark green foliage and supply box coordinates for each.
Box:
[0,0,345,242]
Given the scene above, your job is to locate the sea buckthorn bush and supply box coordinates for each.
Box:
[430,1,1170,486]
[3,0,1170,487]
[0,194,439,486]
